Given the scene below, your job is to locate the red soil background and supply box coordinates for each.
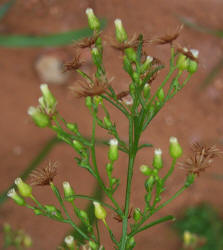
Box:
[0,0,223,249]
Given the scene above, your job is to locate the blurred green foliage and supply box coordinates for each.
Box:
[174,204,223,250]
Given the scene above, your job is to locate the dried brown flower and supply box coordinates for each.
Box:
[63,53,83,72]
[148,25,183,46]
[109,33,140,51]
[74,34,100,49]
[113,207,133,222]
[30,161,58,186]
[179,144,222,176]
[71,76,110,98]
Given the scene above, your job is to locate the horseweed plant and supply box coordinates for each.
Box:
[9,8,215,250]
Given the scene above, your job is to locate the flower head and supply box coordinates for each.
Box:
[179,143,222,176]
[30,161,58,186]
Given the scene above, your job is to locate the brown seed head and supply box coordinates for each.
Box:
[30,161,58,186]
[74,33,100,49]
[147,25,183,46]
[179,144,222,176]
[63,53,83,72]
[109,33,140,51]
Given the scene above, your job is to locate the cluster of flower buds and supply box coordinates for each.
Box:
[28,84,57,128]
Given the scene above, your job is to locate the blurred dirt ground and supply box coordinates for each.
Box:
[0,0,223,249]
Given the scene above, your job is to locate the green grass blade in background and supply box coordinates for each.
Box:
[0,0,15,21]
[178,16,223,38]
[0,19,106,47]
[0,136,61,206]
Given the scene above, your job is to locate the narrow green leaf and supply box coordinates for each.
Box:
[0,19,106,47]
[0,0,15,20]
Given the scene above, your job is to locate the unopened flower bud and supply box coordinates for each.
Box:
[183,231,197,247]
[114,19,128,43]
[85,96,92,108]
[185,174,195,187]
[85,8,100,31]
[169,137,183,159]
[73,140,84,152]
[132,72,140,83]
[44,205,63,219]
[108,139,119,162]
[93,201,107,220]
[187,60,198,74]
[66,123,79,134]
[93,95,103,106]
[157,88,165,102]
[79,210,90,225]
[64,235,75,249]
[123,55,133,74]
[145,176,155,192]
[126,236,136,249]
[141,56,153,73]
[40,84,57,112]
[7,188,25,206]
[176,49,189,71]
[143,83,151,99]
[139,165,153,176]
[145,192,152,203]
[104,117,112,129]
[33,208,42,215]
[28,106,50,128]
[14,178,32,197]
[152,149,163,169]
[106,162,113,174]
[92,47,102,66]
[125,48,137,62]
[63,181,75,202]
[133,208,141,222]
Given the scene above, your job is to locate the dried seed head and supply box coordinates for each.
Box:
[30,161,58,186]
[109,33,140,51]
[179,143,222,176]
[63,53,83,72]
[71,77,110,98]
[148,25,183,46]
[74,34,100,49]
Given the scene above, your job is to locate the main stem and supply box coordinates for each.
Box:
[120,117,137,249]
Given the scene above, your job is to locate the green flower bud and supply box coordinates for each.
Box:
[7,188,26,206]
[143,83,151,99]
[187,60,198,74]
[133,208,141,222]
[141,56,153,74]
[126,236,136,249]
[106,162,113,174]
[93,95,103,106]
[169,137,183,159]
[73,140,84,152]
[114,19,128,43]
[183,231,197,247]
[139,165,153,176]
[92,47,102,66]
[66,123,79,134]
[176,49,189,70]
[132,72,140,83]
[28,106,51,128]
[89,241,98,250]
[145,192,152,203]
[79,210,90,225]
[44,205,63,219]
[63,181,75,202]
[157,88,165,102]
[33,208,42,215]
[108,139,119,162]
[129,83,135,95]
[40,84,57,113]
[104,117,112,129]
[64,235,75,249]
[124,48,137,62]
[85,96,92,108]
[111,178,119,186]
[15,178,32,197]
[152,149,163,169]
[123,55,133,74]
[93,201,107,220]
[145,176,155,192]
[185,174,195,187]
[85,8,100,31]
[95,37,103,53]
[23,234,32,248]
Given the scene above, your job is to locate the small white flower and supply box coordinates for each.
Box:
[146,56,153,63]
[14,177,22,186]
[7,188,16,198]
[114,19,122,28]
[154,148,162,155]
[85,8,93,15]
[190,49,199,58]
[169,136,178,144]
[64,235,74,246]
[27,106,37,116]
[109,138,118,146]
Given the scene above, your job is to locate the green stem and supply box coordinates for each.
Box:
[163,158,177,183]
[120,117,137,249]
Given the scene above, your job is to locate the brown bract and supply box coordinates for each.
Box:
[30,161,58,186]
[179,144,222,176]
[109,33,140,51]
[63,53,83,72]
[71,77,110,98]
[147,25,183,46]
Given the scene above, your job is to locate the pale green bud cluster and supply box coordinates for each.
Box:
[176,48,199,73]
[27,106,50,128]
